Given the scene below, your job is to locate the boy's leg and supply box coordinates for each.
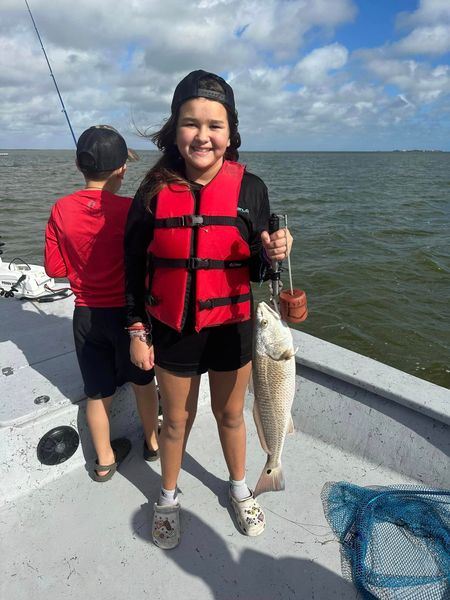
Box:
[74,308,125,477]
[86,395,114,476]
[132,380,159,452]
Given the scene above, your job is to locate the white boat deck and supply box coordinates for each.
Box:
[1,407,415,600]
[1,295,449,599]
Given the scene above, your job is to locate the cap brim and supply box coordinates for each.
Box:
[127,148,139,162]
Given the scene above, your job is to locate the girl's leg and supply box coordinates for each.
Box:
[209,362,252,482]
[132,380,159,452]
[86,396,114,476]
[210,363,265,536]
[155,366,200,493]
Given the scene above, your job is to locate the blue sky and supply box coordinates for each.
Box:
[1,0,450,150]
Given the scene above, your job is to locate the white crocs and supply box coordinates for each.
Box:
[229,489,265,536]
[152,502,181,550]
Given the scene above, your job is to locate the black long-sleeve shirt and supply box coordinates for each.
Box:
[124,170,270,327]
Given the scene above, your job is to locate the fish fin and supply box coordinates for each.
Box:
[248,371,254,395]
[254,463,285,497]
[253,402,270,454]
[287,414,295,434]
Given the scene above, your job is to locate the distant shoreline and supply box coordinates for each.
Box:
[1,149,449,153]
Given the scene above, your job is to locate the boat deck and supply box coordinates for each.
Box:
[1,404,415,600]
[1,294,449,599]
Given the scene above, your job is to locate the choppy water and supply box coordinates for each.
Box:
[1,150,449,389]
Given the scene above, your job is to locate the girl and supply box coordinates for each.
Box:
[124,70,292,549]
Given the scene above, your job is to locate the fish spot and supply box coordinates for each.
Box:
[266,469,272,474]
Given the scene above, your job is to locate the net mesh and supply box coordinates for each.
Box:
[321,482,450,599]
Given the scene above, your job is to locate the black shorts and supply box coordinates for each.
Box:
[73,307,154,399]
[152,318,253,376]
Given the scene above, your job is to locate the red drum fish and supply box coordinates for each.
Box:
[252,302,296,496]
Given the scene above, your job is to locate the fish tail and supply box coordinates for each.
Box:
[254,463,285,497]
[287,414,295,434]
[247,371,254,395]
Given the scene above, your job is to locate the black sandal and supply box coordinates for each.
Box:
[143,440,159,462]
[92,437,131,482]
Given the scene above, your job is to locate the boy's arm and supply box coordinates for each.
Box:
[44,212,68,278]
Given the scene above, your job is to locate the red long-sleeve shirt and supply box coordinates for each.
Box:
[44,189,132,307]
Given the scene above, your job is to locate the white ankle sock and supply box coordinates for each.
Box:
[158,487,178,506]
[230,477,251,501]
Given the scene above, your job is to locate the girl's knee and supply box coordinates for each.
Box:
[214,410,244,430]
[163,416,190,440]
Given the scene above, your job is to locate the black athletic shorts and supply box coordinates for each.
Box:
[73,306,154,399]
[152,317,253,376]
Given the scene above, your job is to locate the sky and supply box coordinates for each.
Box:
[1,0,450,151]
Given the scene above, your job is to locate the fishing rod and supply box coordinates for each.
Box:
[268,214,283,315]
[268,213,308,324]
[25,0,77,145]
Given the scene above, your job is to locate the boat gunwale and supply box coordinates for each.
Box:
[292,329,450,427]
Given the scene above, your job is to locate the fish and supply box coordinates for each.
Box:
[252,301,296,497]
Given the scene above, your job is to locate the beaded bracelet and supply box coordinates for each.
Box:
[127,324,152,345]
[129,329,152,345]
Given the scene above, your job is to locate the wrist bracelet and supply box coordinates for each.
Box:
[129,330,152,345]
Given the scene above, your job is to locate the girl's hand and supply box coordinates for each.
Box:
[261,228,293,262]
[130,337,155,371]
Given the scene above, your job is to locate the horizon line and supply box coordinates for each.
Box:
[1,148,448,153]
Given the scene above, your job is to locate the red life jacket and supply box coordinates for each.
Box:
[146,160,251,332]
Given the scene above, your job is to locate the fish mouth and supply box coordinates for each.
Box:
[257,301,281,321]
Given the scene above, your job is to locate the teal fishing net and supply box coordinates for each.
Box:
[321,482,450,599]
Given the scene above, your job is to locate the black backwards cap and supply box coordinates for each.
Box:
[171,70,236,114]
[76,125,132,172]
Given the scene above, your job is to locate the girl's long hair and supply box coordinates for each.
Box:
[138,77,241,207]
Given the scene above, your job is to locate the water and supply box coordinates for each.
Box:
[1,150,449,389]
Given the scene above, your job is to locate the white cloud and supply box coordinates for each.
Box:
[236,0,356,60]
[293,43,349,84]
[394,24,450,56]
[397,0,450,28]
[361,50,450,105]
[0,0,449,150]
[0,0,359,148]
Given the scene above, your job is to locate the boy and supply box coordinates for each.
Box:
[45,125,159,481]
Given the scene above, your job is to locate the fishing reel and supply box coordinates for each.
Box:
[267,213,308,324]
[267,213,286,314]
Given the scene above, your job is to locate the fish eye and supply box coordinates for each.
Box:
[261,319,268,328]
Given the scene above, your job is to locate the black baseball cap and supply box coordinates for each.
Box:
[171,70,236,114]
[76,125,132,172]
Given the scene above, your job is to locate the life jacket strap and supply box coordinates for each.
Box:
[198,293,252,311]
[154,215,238,228]
[152,257,249,270]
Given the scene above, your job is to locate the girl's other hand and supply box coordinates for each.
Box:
[130,338,155,371]
[261,228,293,262]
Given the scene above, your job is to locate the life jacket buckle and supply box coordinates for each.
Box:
[198,299,214,310]
[188,257,210,270]
[182,215,204,227]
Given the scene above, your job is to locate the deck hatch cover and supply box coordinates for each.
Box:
[37,426,79,465]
